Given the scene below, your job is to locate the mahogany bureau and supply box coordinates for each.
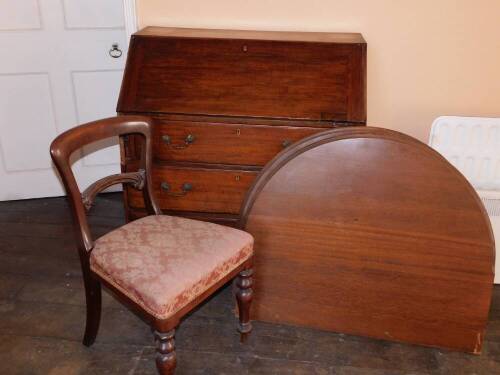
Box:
[117,27,367,224]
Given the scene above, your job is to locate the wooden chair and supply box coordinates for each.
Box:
[50,116,254,375]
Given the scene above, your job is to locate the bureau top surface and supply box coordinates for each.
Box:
[135,26,366,44]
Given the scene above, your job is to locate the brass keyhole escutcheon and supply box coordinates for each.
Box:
[235,175,241,182]
[242,45,248,52]
[236,128,241,136]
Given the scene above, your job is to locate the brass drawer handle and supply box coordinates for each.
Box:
[281,139,292,148]
[161,134,196,149]
[160,181,193,197]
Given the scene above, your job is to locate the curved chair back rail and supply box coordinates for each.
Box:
[50,115,161,252]
[239,126,494,353]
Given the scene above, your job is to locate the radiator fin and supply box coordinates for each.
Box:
[429,116,500,283]
[481,197,500,217]
[429,116,500,191]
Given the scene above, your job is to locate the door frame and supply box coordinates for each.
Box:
[123,0,138,40]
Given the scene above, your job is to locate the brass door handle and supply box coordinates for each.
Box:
[160,181,193,197]
[161,134,196,149]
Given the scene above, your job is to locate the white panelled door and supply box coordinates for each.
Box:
[0,0,129,200]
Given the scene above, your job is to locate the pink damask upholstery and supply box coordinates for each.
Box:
[90,215,253,319]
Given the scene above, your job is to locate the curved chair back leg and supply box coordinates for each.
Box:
[82,276,102,346]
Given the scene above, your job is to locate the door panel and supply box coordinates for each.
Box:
[62,0,124,29]
[0,0,41,30]
[0,73,57,171]
[0,0,128,200]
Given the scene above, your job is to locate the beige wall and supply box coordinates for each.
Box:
[137,0,500,141]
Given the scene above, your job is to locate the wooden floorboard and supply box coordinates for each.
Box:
[0,193,499,374]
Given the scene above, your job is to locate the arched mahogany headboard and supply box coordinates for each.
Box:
[240,127,494,353]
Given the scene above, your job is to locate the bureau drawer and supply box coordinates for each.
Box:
[153,121,324,166]
[127,166,258,214]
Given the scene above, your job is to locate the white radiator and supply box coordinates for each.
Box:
[429,116,500,283]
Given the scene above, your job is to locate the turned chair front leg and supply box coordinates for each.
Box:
[154,329,177,375]
[235,267,254,341]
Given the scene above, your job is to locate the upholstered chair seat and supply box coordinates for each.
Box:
[90,215,254,319]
